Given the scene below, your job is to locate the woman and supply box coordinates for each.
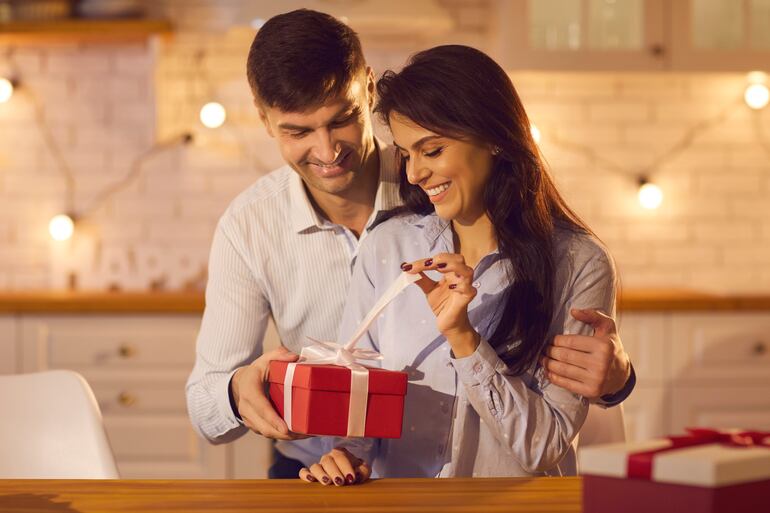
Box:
[299,45,617,485]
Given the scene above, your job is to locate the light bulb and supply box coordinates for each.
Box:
[200,102,226,128]
[744,83,769,110]
[530,122,542,144]
[49,214,75,241]
[638,182,663,210]
[0,78,14,103]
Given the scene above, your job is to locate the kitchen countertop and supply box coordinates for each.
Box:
[0,477,581,513]
[0,289,769,314]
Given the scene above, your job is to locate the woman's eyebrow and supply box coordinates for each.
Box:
[393,135,443,152]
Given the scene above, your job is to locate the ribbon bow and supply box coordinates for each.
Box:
[628,427,770,480]
[283,272,420,437]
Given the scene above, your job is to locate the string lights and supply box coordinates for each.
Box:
[537,70,769,210]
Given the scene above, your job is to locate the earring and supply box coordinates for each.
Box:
[492,146,501,156]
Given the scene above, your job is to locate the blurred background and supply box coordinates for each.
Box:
[0,0,768,479]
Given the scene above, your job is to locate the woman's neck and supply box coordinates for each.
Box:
[451,212,497,269]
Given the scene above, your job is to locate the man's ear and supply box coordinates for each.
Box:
[365,66,376,110]
[256,101,275,138]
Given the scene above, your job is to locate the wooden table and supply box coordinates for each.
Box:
[0,477,582,513]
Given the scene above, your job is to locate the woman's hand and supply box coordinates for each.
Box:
[299,447,371,486]
[402,253,480,357]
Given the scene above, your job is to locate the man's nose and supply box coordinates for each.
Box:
[314,128,341,164]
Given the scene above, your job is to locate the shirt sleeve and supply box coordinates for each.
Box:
[185,215,271,444]
[450,242,616,473]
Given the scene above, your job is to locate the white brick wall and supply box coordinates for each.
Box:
[0,0,768,293]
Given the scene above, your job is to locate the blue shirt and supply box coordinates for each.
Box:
[333,212,618,478]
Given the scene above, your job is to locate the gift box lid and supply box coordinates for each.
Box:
[579,437,770,487]
[268,360,408,396]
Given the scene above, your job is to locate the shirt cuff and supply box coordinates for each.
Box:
[597,363,636,407]
[449,337,503,386]
[221,368,245,427]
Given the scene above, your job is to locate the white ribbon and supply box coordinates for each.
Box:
[284,271,420,436]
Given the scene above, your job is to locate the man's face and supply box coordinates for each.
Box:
[258,69,376,197]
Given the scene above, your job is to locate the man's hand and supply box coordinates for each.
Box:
[230,346,310,440]
[542,309,631,400]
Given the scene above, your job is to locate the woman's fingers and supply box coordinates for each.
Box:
[298,467,317,483]
[309,463,332,486]
[319,453,347,486]
[329,448,358,485]
[355,460,372,483]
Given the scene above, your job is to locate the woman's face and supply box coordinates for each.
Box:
[389,112,494,224]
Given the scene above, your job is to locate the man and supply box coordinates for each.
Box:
[186,9,634,479]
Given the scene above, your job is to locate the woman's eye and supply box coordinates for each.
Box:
[400,153,410,161]
[424,147,443,158]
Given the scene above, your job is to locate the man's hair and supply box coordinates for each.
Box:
[246,9,366,112]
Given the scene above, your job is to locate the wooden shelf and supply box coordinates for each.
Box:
[1,289,770,314]
[0,18,172,43]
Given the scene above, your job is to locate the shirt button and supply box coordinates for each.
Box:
[473,281,481,288]
[472,362,483,374]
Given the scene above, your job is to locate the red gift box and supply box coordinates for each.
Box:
[268,360,408,438]
[580,428,770,513]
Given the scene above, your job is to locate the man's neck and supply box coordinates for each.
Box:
[307,143,380,238]
[452,211,497,269]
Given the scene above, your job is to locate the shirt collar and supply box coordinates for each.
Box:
[289,137,401,234]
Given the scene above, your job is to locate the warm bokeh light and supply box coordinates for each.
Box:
[0,78,14,103]
[200,102,226,128]
[638,182,663,210]
[49,214,75,241]
[530,122,542,144]
[744,83,769,110]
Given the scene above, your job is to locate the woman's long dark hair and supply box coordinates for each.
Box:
[376,45,592,376]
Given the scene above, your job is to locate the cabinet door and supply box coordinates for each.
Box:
[617,313,667,385]
[621,385,667,442]
[0,316,17,375]
[669,313,770,384]
[670,0,770,70]
[19,314,226,478]
[493,0,667,70]
[230,317,281,478]
[670,386,770,434]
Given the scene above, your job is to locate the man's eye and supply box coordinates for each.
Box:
[424,147,444,158]
[330,115,354,127]
[400,153,410,161]
[289,131,309,139]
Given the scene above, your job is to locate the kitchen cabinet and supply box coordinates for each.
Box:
[1,294,769,478]
[0,316,17,375]
[18,314,228,479]
[494,0,770,71]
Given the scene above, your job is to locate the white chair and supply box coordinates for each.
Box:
[0,370,119,478]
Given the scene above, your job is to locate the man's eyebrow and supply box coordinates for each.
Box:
[277,104,358,131]
[393,135,443,151]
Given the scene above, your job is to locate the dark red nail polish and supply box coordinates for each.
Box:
[449,284,457,290]
[424,259,433,266]
[322,476,330,484]
[334,477,343,486]
[402,263,413,271]
[400,262,408,270]
[346,474,355,484]
[437,262,447,268]
[307,475,317,482]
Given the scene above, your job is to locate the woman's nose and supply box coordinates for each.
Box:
[406,158,429,185]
